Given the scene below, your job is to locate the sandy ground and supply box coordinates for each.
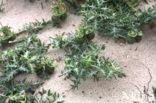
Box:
[0,0,156,103]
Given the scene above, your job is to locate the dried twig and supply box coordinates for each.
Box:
[140,61,152,101]
[143,63,152,101]
[134,84,142,98]
[41,2,44,9]
[131,59,153,102]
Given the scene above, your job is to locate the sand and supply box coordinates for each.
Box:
[0,0,156,103]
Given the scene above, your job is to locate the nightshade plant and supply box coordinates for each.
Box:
[0,35,55,82]
[81,0,156,43]
[0,79,43,102]
[137,5,156,25]
[51,0,67,27]
[0,34,64,102]
[51,24,126,90]
[0,80,64,103]
[0,26,16,48]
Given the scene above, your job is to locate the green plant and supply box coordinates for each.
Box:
[137,5,156,25]
[51,24,95,48]
[153,87,156,98]
[27,89,64,103]
[65,0,79,8]
[17,19,52,35]
[0,34,62,102]
[0,0,4,12]
[0,19,54,49]
[51,24,126,90]
[0,35,55,83]
[0,79,64,103]
[51,0,67,27]
[0,26,16,48]
[81,0,156,43]
[0,79,43,102]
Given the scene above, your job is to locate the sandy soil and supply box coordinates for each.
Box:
[0,0,156,103]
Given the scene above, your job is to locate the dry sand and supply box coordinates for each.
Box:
[0,0,156,103]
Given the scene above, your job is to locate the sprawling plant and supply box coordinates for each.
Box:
[51,24,126,89]
[0,79,43,102]
[0,79,64,103]
[137,5,156,25]
[0,34,65,102]
[81,0,156,43]
[0,26,16,48]
[51,0,67,27]
[0,35,55,82]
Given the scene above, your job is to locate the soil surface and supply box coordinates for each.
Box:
[0,0,156,103]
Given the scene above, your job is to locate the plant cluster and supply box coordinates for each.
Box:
[137,5,156,25]
[1,0,155,102]
[0,79,42,102]
[0,35,61,102]
[0,35,55,82]
[51,0,67,27]
[81,0,156,43]
[51,24,126,89]
[0,80,64,103]
[0,26,16,48]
